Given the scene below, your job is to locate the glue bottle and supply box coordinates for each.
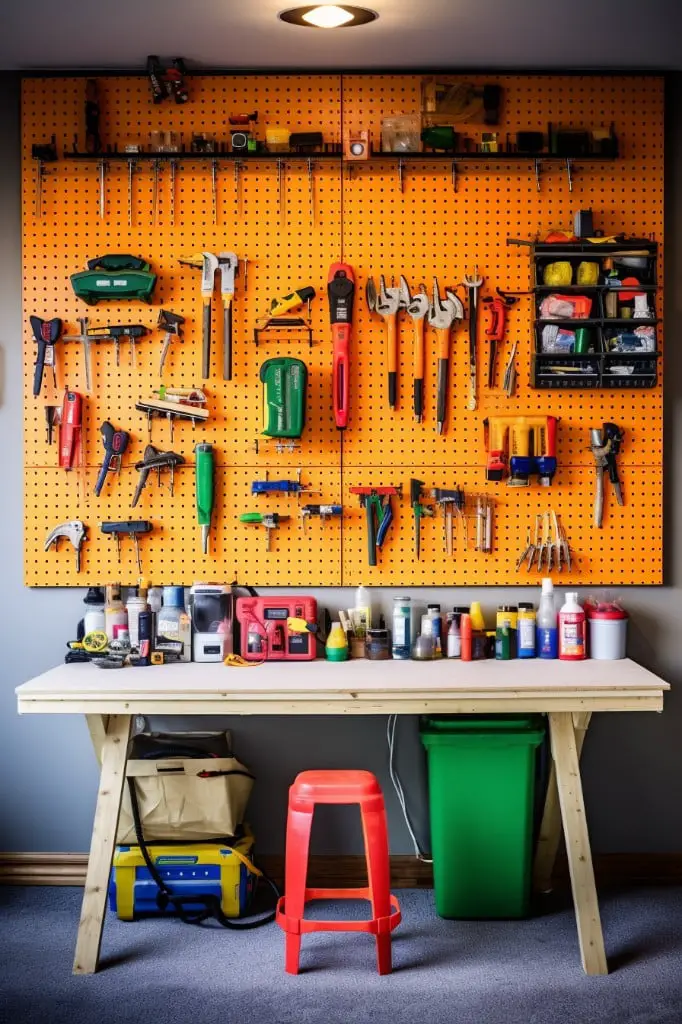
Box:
[354,585,372,637]
[326,622,348,662]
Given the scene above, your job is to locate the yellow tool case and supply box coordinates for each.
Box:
[108,833,257,921]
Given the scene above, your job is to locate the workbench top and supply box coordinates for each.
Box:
[16,657,669,716]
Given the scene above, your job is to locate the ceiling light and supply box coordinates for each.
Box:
[303,6,354,26]
[279,5,378,28]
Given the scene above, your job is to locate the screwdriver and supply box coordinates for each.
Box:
[195,443,215,554]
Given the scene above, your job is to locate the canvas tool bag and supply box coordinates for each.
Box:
[118,754,254,844]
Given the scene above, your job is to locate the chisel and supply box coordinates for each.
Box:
[218,252,238,381]
[200,253,218,378]
[195,443,215,554]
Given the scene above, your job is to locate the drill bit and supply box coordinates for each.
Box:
[169,158,177,225]
[234,158,242,216]
[151,159,160,225]
[127,158,136,228]
[98,158,107,219]
[307,156,315,227]
[211,158,218,225]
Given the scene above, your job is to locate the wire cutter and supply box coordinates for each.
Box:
[30,315,61,396]
[94,421,129,497]
[366,275,401,409]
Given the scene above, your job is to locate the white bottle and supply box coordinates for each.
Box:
[126,590,149,650]
[83,587,106,635]
[446,616,461,658]
[354,585,372,637]
[537,578,558,659]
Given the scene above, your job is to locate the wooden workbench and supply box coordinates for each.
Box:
[16,657,668,977]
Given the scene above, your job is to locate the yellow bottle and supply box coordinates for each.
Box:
[469,601,486,632]
[326,622,348,662]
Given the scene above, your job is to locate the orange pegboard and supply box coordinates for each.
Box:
[22,73,663,586]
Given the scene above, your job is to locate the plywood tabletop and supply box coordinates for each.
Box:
[15,657,669,716]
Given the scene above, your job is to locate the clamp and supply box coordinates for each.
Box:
[45,520,86,573]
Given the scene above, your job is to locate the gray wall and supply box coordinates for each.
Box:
[2,72,681,857]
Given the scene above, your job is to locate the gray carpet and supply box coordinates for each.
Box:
[2,886,682,1024]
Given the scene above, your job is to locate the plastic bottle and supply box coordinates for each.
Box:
[460,613,472,661]
[354,585,372,637]
[104,584,127,641]
[518,603,537,659]
[420,604,443,656]
[537,578,558,659]
[157,586,191,661]
[469,601,486,632]
[446,615,461,658]
[559,592,587,661]
[137,610,152,667]
[392,597,412,660]
[83,587,106,635]
[326,621,348,662]
[496,605,518,658]
[126,588,150,650]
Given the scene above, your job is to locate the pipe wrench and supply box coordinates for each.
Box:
[366,275,401,409]
[482,290,518,390]
[30,316,61,396]
[94,421,129,497]
[399,277,429,424]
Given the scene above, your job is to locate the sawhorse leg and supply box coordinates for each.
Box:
[548,711,607,976]
[73,714,131,975]
[534,712,591,892]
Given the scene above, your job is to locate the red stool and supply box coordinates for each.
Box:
[276,770,401,975]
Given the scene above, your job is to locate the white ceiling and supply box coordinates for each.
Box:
[2,0,681,71]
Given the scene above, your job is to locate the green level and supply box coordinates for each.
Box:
[260,357,307,439]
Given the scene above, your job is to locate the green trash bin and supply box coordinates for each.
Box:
[420,715,545,919]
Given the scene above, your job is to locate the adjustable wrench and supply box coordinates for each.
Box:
[399,277,429,424]
[428,279,464,435]
[462,268,484,411]
[367,275,401,409]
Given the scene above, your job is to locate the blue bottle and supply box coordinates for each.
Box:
[536,579,558,659]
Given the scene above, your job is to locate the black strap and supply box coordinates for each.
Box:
[126,777,278,929]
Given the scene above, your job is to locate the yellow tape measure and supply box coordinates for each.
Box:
[82,630,109,654]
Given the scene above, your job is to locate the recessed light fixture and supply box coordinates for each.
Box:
[279,5,378,28]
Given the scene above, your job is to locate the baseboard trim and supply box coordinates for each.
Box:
[1,851,681,889]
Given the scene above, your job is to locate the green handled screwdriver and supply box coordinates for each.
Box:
[195,443,215,554]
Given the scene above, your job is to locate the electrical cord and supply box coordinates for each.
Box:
[386,714,432,864]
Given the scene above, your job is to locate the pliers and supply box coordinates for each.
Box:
[589,422,624,527]
[363,491,394,567]
[367,275,401,409]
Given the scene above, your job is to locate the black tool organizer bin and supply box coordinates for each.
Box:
[528,241,659,389]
